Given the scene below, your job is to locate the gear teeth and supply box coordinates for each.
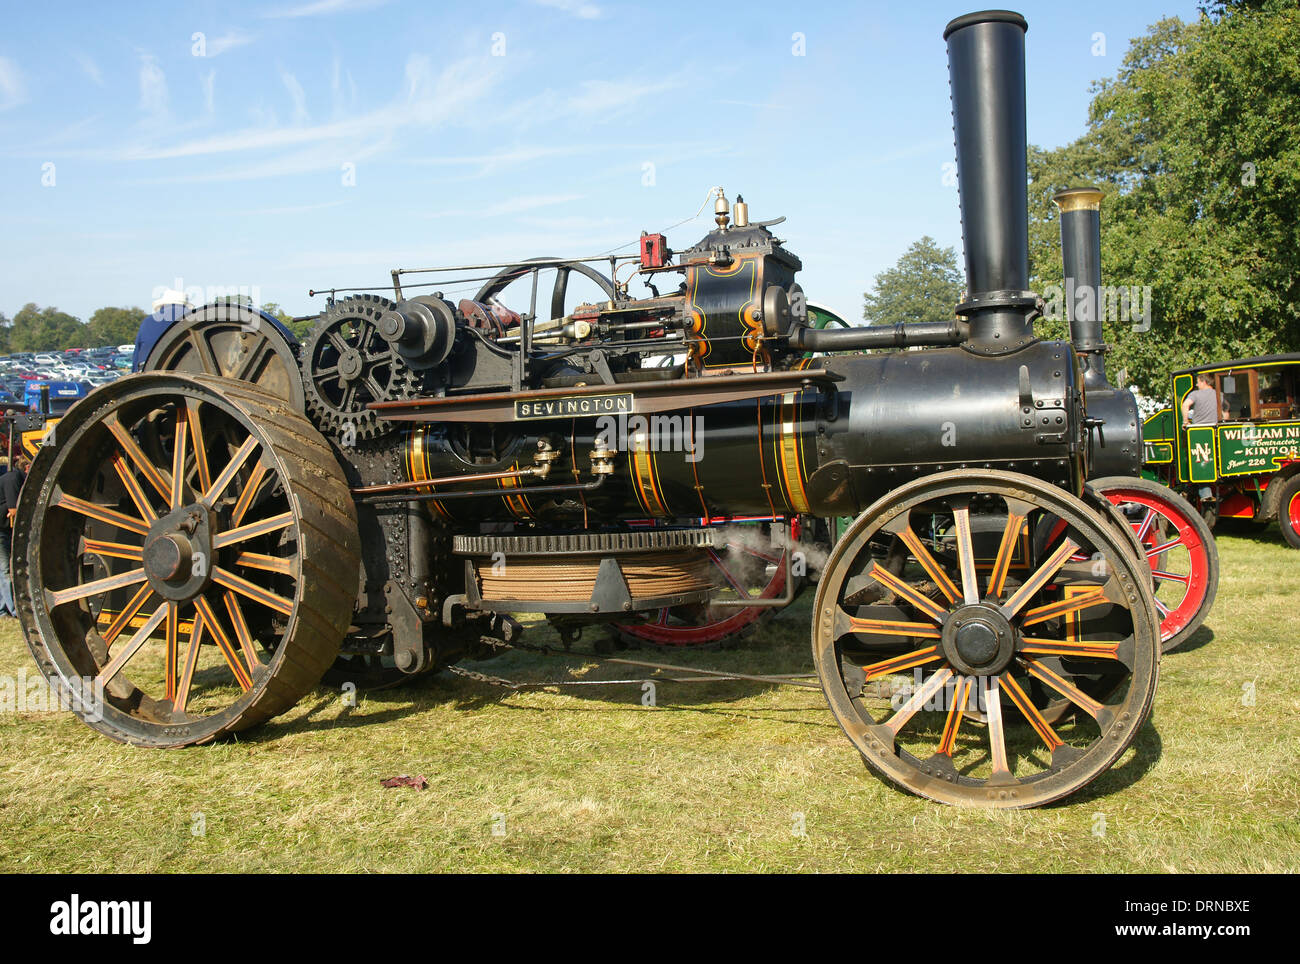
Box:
[301,294,422,443]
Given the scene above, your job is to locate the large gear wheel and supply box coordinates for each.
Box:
[302,294,421,442]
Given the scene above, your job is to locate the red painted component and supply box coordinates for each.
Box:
[1288,489,1300,532]
[1218,492,1256,519]
[639,232,668,269]
[1101,486,1212,644]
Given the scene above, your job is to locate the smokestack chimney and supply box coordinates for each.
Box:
[945,10,1036,354]
[1053,186,1109,388]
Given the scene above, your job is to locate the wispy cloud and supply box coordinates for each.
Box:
[73,52,103,87]
[0,56,27,111]
[566,77,679,114]
[425,193,583,219]
[205,29,256,58]
[225,200,348,216]
[262,0,388,19]
[531,0,603,18]
[110,54,496,163]
[137,54,168,117]
[280,68,309,124]
[200,70,216,115]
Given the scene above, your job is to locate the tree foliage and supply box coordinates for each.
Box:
[88,307,147,347]
[1027,0,1300,398]
[862,236,965,327]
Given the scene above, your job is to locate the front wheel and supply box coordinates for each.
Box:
[812,470,1160,809]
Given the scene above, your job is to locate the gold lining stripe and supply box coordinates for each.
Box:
[777,390,811,513]
[407,428,450,521]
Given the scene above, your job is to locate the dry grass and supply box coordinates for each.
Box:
[1,529,1297,873]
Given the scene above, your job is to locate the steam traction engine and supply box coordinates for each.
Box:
[16,11,1165,808]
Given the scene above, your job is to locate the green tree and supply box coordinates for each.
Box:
[260,302,312,340]
[862,236,965,326]
[1027,0,1300,398]
[0,311,10,355]
[87,306,146,347]
[10,303,88,352]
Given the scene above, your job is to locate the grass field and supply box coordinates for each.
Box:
[1,527,1297,873]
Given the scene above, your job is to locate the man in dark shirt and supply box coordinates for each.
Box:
[0,453,28,618]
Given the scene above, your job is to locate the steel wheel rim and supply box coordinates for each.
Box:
[17,380,308,741]
[812,471,1159,808]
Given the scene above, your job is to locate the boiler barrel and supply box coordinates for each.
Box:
[402,341,1085,523]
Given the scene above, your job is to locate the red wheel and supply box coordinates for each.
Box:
[1277,474,1300,549]
[1091,476,1219,652]
[613,521,806,647]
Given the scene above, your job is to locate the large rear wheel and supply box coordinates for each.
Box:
[13,373,360,747]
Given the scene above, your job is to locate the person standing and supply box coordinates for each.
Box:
[1181,373,1220,425]
[0,452,28,619]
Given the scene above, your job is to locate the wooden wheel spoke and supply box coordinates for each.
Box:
[164,602,179,702]
[54,490,150,537]
[1000,672,1064,751]
[230,461,269,527]
[170,417,189,509]
[81,538,144,562]
[110,453,158,524]
[100,583,154,647]
[185,399,212,494]
[986,512,1027,598]
[938,675,973,755]
[1020,657,1104,720]
[223,590,265,673]
[860,644,943,682]
[1020,588,1109,628]
[49,568,146,608]
[1152,569,1190,585]
[845,614,942,640]
[202,435,259,505]
[952,506,980,605]
[983,676,1012,778]
[212,566,294,616]
[174,609,205,714]
[999,537,1079,619]
[107,414,172,501]
[212,510,294,549]
[885,667,952,736]
[1019,636,1120,660]
[899,527,959,603]
[233,551,293,576]
[95,602,169,687]
[194,596,253,691]
[867,563,947,622]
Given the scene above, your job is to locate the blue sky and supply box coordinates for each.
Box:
[0,0,1202,326]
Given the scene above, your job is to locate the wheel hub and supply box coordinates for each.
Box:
[338,349,364,382]
[941,603,1016,676]
[143,504,216,602]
